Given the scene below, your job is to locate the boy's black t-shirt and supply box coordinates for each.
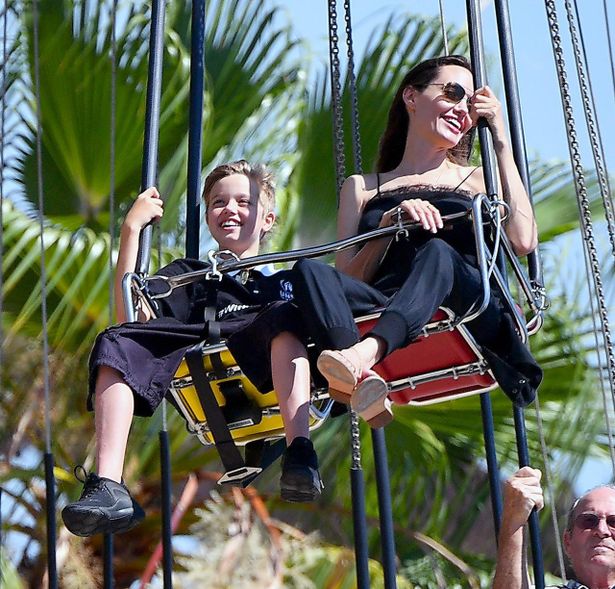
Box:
[150,258,296,327]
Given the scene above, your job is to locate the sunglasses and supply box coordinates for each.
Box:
[574,512,615,531]
[427,82,473,104]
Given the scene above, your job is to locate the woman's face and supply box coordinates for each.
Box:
[404,64,474,150]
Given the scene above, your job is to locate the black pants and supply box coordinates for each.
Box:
[290,238,503,357]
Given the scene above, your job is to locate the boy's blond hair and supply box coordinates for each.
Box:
[202,160,276,212]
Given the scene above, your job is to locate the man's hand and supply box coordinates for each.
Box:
[501,467,544,535]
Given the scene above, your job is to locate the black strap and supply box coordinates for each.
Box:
[185,343,246,476]
[245,438,286,471]
[203,282,226,377]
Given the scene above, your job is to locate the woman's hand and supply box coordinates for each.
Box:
[123,187,164,232]
[379,198,443,234]
[470,85,508,147]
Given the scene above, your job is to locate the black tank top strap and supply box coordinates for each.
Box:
[453,166,479,192]
[375,172,382,197]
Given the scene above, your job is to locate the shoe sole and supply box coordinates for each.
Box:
[350,375,393,428]
[280,472,322,503]
[317,351,359,400]
[62,505,144,537]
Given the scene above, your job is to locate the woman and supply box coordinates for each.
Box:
[292,55,541,427]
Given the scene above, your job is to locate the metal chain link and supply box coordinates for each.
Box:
[544,0,615,435]
[349,410,362,471]
[327,0,346,197]
[328,0,362,470]
[343,0,362,175]
[566,0,615,260]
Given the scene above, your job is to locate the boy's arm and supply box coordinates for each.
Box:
[114,187,164,324]
[493,467,544,589]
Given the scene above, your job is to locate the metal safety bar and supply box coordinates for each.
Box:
[123,193,545,334]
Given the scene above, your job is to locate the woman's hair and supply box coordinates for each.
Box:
[376,55,475,172]
[202,159,276,212]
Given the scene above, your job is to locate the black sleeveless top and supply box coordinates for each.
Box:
[357,180,479,292]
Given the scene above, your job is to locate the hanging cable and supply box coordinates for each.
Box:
[343,0,362,175]
[581,236,615,473]
[533,396,567,580]
[341,2,398,587]
[32,0,57,586]
[544,0,615,433]
[103,2,119,586]
[327,2,371,587]
[602,0,615,105]
[567,0,615,261]
[0,0,7,379]
[108,0,117,324]
[0,2,5,574]
[327,0,346,199]
[438,0,449,55]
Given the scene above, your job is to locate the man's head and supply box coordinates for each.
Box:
[202,160,276,258]
[564,485,615,585]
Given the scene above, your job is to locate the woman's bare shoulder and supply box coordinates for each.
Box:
[341,173,379,205]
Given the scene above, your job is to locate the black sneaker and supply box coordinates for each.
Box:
[61,469,145,537]
[280,437,323,503]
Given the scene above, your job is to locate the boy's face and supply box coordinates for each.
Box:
[206,173,275,258]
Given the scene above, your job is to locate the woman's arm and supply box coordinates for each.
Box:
[114,187,164,323]
[336,175,443,281]
[470,86,538,256]
[335,175,393,282]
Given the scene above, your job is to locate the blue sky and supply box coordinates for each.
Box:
[282,0,614,172]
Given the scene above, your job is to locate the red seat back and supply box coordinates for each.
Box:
[356,309,497,405]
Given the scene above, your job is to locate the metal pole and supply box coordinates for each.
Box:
[493,0,544,290]
[514,407,546,589]
[480,394,503,535]
[349,413,371,588]
[43,453,58,589]
[186,0,205,259]
[371,428,397,588]
[135,0,167,274]
[466,0,505,541]
[160,430,173,588]
[103,533,114,589]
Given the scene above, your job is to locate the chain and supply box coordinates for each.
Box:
[328,0,363,469]
[544,0,615,422]
[343,0,362,175]
[566,0,615,259]
[349,409,362,470]
[327,0,346,197]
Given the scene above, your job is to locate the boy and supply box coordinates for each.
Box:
[62,161,322,537]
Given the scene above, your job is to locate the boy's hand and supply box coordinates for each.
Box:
[124,187,164,231]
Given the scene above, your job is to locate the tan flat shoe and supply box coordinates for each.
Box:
[350,373,393,428]
[317,349,361,404]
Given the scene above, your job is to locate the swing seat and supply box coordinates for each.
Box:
[168,343,331,448]
[356,307,498,405]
